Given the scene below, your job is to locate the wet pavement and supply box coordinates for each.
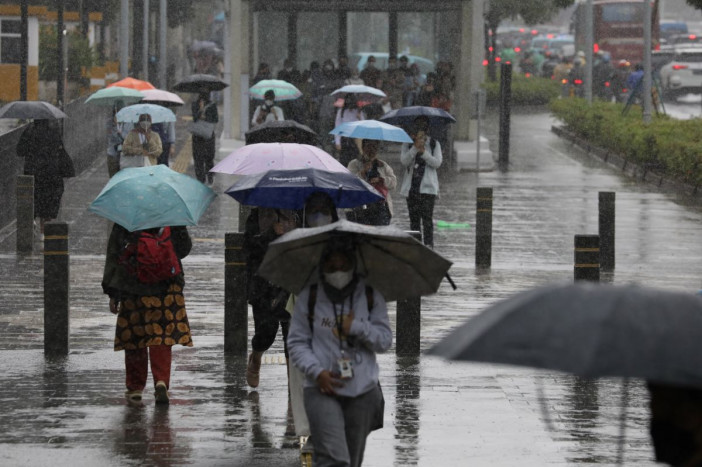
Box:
[2,106,701,465]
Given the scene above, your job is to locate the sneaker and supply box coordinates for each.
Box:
[125,389,143,402]
[301,435,314,454]
[246,353,261,388]
[154,381,169,405]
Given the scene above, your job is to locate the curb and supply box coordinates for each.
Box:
[551,125,702,200]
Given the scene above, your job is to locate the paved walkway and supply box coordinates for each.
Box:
[3,108,701,465]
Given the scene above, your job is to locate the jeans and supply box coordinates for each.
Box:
[406,192,436,247]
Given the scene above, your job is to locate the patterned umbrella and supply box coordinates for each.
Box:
[211,143,346,175]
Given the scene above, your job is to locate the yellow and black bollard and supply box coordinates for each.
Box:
[598,192,615,272]
[475,187,493,269]
[574,234,600,282]
[224,232,248,356]
[44,221,70,356]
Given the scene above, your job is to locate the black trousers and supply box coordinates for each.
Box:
[192,135,215,183]
[251,304,291,358]
[406,192,436,248]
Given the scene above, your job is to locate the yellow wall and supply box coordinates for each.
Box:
[0,65,39,102]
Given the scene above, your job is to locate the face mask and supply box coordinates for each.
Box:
[140,121,151,130]
[307,212,332,227]
[324,270,354,290]
[265,100,274,106]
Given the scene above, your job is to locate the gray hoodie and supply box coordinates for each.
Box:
[288,279,392,398]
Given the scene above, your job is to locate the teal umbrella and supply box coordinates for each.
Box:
[249,79,302,101]
[330,119,413,143]
[85,86,144,107]
[89,165,216,231]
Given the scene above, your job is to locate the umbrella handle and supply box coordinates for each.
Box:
[445,272,457,290]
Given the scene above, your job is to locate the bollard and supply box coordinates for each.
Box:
[598,192,615,272]
[16,175,34,254]
[225,232,248,355]
[574,235,600,282]
[475,187,493,269]
[396,231,422,357]
[498,62,512,170]
[44,222,69,356]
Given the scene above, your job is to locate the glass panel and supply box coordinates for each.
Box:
[601,3,644,23]
[1,36,21,63]
[255,11,288,77]
[2,19,21,35]
[398,11,437,75]
[347,12,388,72]
[297,12,339,72]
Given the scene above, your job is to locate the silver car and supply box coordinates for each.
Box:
[660,47,702,98]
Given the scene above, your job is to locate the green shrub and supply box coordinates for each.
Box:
[39,25,95,83]
[483,74,561,106]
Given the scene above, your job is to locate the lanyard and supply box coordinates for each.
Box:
[331,293,355,353]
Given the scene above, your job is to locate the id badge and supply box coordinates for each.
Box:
[338,357,354,380]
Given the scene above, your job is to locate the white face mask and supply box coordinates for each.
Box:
[324,270,354,290]
[307,212,332,227]
[265,100,274,106]
[140,121,151,130]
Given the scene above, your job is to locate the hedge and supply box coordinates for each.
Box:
[550,98,702,186]
[482,74,562,106]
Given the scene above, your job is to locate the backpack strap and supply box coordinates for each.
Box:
[307,283,374,334]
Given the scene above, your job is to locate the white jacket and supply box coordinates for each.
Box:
[399,137,442,197]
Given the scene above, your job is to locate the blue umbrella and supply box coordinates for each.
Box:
[115,103,176,124]
[224,168,384,209]
[379,106,456,128]
[330,120,413,143]
[89,165,216,231]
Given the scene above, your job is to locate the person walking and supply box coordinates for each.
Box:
[191,91,218,185]
[399,116,442,248]
[151,120,176,166]
[334,94,365,167]
[244,208,299,388]
[287,239,392,467]
[17,119,75,234]
[102,223,194,404]
[106,111,125,177]
[252,89,285,127]
[347,139,397,226]
[121,113,162,168]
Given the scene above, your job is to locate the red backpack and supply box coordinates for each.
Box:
[119,227,182,284]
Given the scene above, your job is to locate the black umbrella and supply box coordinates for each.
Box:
[0,101,67,120]
[172,74,228,93]
[245,120,318,145]
[379,106,456,129]
[428,282,702,388]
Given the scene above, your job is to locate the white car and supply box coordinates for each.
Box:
[660,47,702,97]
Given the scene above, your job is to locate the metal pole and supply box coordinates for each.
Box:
[643,0,653,123]
[57,2,65,108]
[142,0,149,82]
[396,231,422,356]
[20,0,28,101]
[498,63,511,170]
[585,0,593,104]
[16,175,34,254]
[475,187,493,269]
[222,7,231,139]
[44,222,70,356]
[224,232,248,355]
[574,234,600,282]
[598,192,615,272]
[159,0,167,88]
[120,0,129,78]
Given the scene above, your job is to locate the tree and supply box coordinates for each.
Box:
[687,0,702,9]
[485,0,576,81]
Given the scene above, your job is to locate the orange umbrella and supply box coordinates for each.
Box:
[107,77,156,91]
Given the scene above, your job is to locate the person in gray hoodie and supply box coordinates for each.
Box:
[287,239,392,467]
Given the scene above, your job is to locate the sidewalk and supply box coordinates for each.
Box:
[3,108,697,465]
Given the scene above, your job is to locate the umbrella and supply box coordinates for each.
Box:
[211,143,346,175]
[258,219,453,302]
[249,79,302,101]
[428,282,702,388]
[331,85,386,98]
[89,165,216,232]
[244,120,318,145]
[107,77,156,91]
[330,120,413,143]
[380,106,457,128]
[190,40,218,53]
[224,168,384,210]
[84,87,144,107]
[173,74,229,93]
[0,101,67,120]
[115,103,176,124]
[139,89,185,107]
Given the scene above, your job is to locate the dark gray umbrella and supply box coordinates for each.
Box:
[0,101,67,120]
[172,74,228,93]
[428,282,702,388]
[245,120,318,145]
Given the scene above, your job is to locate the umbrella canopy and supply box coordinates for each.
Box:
[380,106,457,128]
[84,87,144,107]
[173,74,228,93]
[331,85,386,98]
[249,79,302,101]
[330,120,413,143]
[107,77,156,91]
[258,219,452,302]
[0,101,67,120]
[224,168,384,210]
[115,103,176,124]
[244,120,318,145]
[428,282,702,388]
[139,89,185,107]
[89,165,216,232]
[211,143,345,175]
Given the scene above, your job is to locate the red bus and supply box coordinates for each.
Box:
[572,0,659,63]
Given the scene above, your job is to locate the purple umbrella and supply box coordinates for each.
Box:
[210,143,348,175]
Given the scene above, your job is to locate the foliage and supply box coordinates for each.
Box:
[687,0,702,11]
[39,25,96,83]
[550,99,702,185]
[482,74,562,106]
[485,0,576,29]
